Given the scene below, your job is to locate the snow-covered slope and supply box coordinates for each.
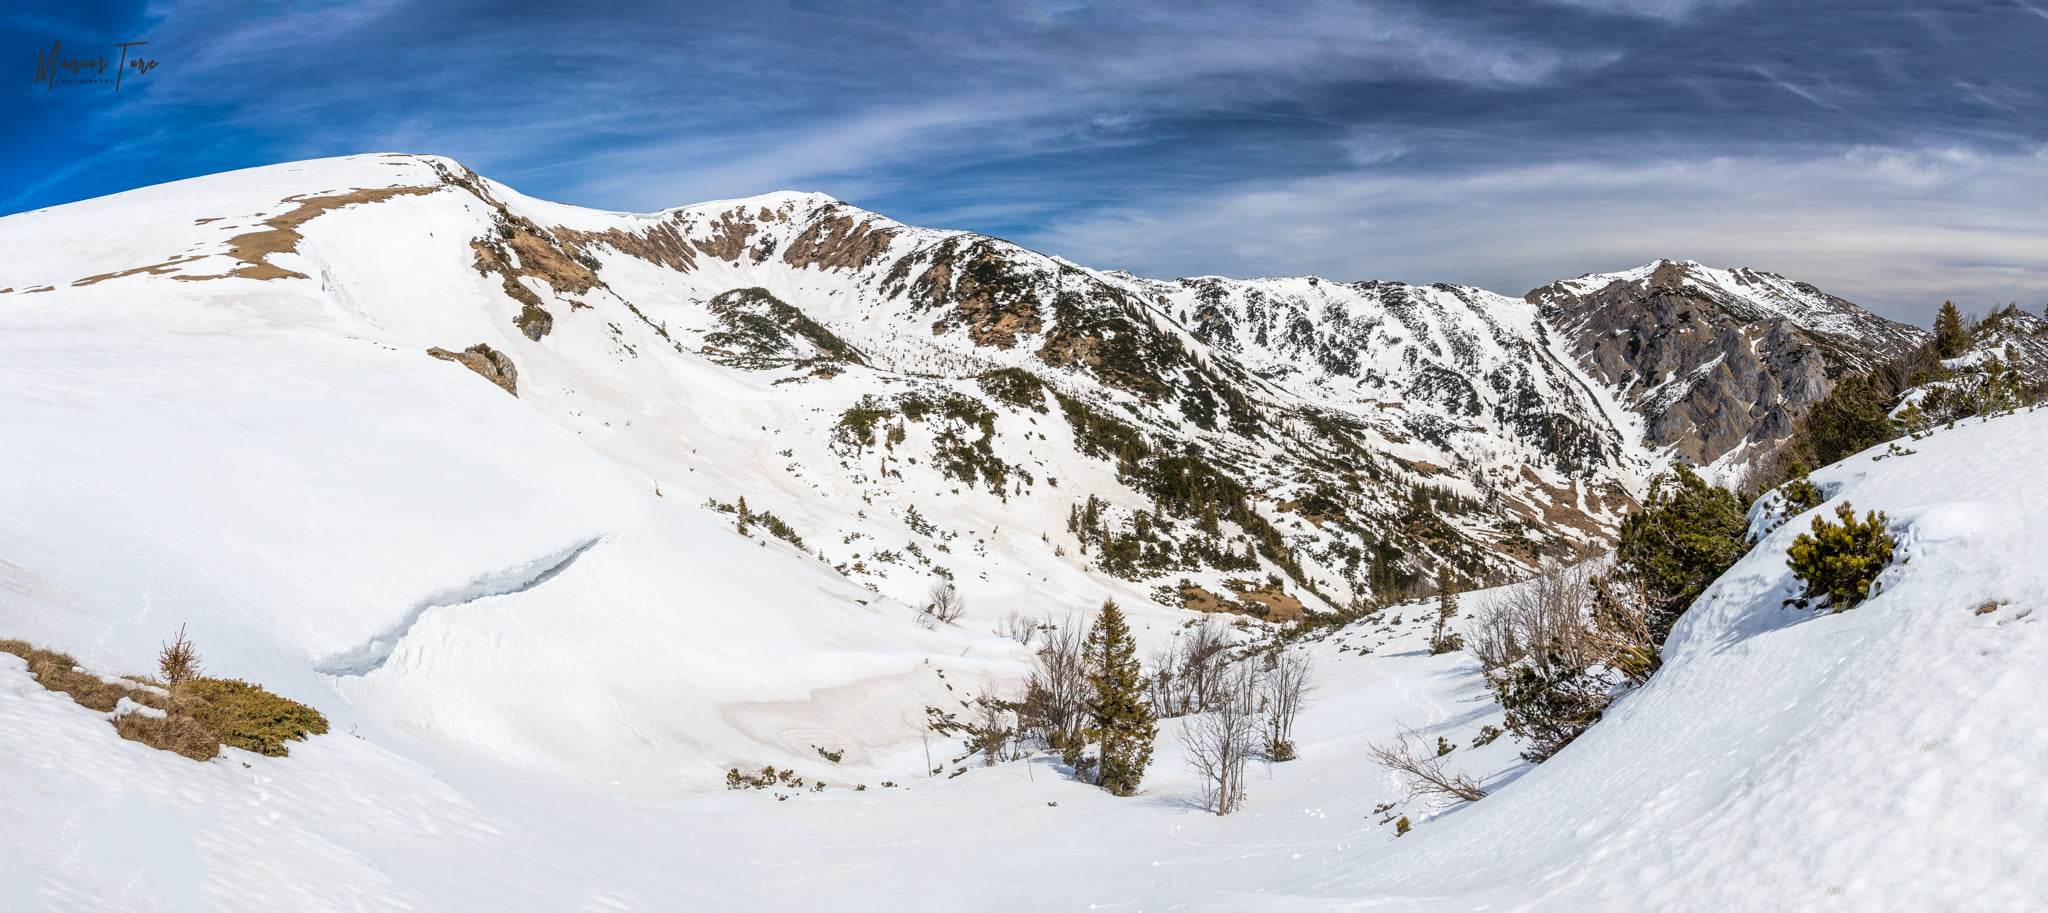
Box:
[1253,406,2048,911]
[5,407,2041,911]
[4,152,2020,910]
[0,155,1033,793]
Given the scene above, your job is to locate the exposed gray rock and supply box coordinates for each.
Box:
[1530,260,1927,465]
[428,344,519,396]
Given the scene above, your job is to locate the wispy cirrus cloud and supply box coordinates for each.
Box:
[1024,145,2048,325]
[4,0,2046,323]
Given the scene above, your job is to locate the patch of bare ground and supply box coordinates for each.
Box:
[175,186,436,282]
[1228,581,1305,623]
[782,213,897,271]
[1,638,219,759]
[917,241,1045,349]
[691,208,761,261]
[1275,500,1329,528]
[557,220,700,272]
[71,254,206,287]
[1178,582,1305,623]
[1514,466,1616,541]
[468,209,609,340]
[1,637,327,760]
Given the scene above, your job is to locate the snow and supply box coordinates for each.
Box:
[1248,407,2048,911]
[1,153,2035,910]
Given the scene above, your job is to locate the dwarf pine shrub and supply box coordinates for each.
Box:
[183,678,329,757]
[1612,464,1754,643]
[1786,503,1896,612]
[3,634,326,760]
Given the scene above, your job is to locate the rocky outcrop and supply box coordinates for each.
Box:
[428,344,519,396]
[1530,260,1927,465]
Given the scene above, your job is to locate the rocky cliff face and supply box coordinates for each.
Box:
[1529,260,1928,467]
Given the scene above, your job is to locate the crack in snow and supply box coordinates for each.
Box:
[315,536,605,676]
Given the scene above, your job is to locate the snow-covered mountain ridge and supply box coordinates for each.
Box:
[1,154,1936,620]
[1531,258,1927,465]
[1,152,2037,911]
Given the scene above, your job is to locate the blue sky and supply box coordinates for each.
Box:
[6,0,2047,324]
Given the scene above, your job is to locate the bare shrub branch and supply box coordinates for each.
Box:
[1470,561,1601,679]
[1179,663,1260,815]
[1472,559,1654,761]
[1019,614,1089,755]
[1148,616,1235,719]
[994,610,1039,647]
[926,582,965,625]
[1366,727,1487,806]
[1258,649,1314,761]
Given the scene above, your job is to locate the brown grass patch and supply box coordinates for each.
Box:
[781,213,897,271]
[114,711,223,761]
[1178,585,1239,614]
[2,637,328,761]
[72,254,206,287]
[175,186,436,282]
[1,638,143,712]
[1177,583,1306,623]
[1226,582,1305,623]
[556,220,700,272]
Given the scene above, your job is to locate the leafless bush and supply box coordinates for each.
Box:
[1587,570,1658,686]
[1366,726,1488,806]
[1259,649,1314,761]
[1180,663,1260,815]
[994,610,1040,647]
[1019,614,1089,754]
[1147,616,1235,719]
[1473,559,1653,761]
[926,582,965,625]
[159,624,203,685]
[1470,561,1601,679]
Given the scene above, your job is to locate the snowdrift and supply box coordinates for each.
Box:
[1259,407,2048,911]
[0,155,1027,792]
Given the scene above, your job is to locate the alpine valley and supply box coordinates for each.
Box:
[3,154,2039,912]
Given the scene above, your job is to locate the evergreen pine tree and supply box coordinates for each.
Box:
[1612,464,1752,643]
[1933,301,1968,359]
[1081,599,1156,796]
[1428,568,1463,654]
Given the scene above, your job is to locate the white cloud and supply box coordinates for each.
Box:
[1537,0,1751,21]
[1021,146,2048,326]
